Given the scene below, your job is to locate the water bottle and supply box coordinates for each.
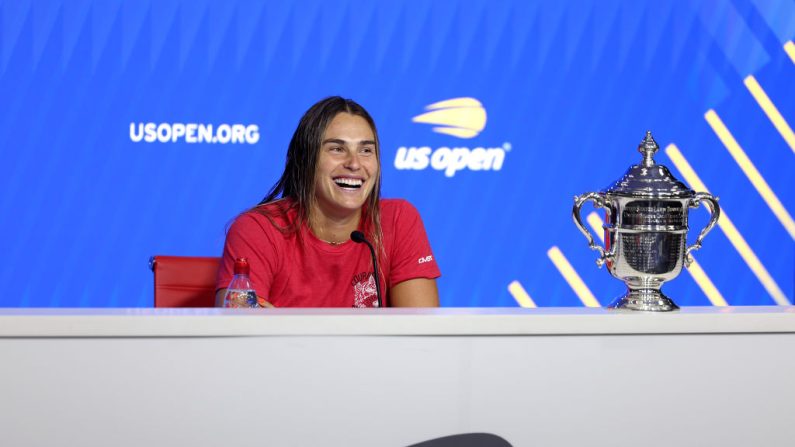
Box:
[223,258,258,308]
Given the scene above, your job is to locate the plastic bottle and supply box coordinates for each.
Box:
[223,258,258,308]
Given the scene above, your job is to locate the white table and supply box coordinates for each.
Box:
[2,307,794,447]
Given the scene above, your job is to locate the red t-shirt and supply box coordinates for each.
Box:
[216,199,441,307]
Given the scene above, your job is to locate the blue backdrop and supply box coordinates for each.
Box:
[1,0,793,307]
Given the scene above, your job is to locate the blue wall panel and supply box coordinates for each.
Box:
[1,0,792,307]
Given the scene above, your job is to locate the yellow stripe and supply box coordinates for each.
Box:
[744,75,795,155]
[685,260,728,307]
[586,211,605,241]
[508,280,537,308]
[704,109,795,240]
[586,211,727,306]
[665,144,790,306]
[785,41,795,65]
[547,246,600,307]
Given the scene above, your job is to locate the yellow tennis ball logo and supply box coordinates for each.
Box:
[412,97,487,139]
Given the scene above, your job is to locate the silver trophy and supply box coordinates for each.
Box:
[572,131,720,311]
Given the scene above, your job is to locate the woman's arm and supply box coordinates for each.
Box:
[389,278,439,307]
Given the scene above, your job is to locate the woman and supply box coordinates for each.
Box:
[216,97,440,307]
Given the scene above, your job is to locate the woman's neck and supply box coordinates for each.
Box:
[309,207,361,245]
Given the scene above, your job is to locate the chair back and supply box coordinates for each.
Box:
[150,255,221,307]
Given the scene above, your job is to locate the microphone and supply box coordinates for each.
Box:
[350,230,383,308]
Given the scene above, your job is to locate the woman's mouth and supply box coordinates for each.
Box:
[333,177,364,190]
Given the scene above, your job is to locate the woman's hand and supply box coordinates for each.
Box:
[257,296,275,308]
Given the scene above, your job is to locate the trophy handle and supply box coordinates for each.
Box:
[572,192,613,268]
[685,192,721,267]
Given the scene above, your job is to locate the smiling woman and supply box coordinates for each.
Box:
[215,97,441,308]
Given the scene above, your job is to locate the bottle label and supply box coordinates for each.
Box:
[225,290,258,308]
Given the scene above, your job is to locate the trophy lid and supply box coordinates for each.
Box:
[602,131,694,199]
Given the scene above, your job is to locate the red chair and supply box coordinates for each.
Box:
[150,255,221,307]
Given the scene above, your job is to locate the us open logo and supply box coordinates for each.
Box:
[394,98,510,177]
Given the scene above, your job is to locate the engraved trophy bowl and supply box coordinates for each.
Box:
[572,131,721,311]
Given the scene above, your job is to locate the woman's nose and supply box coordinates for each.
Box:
[344,152,361,169]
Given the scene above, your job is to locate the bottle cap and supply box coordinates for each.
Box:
[233,258,250,275]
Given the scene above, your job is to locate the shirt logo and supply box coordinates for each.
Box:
[418,255,433,264]
[352,273,378,308]
[411,97,487,139]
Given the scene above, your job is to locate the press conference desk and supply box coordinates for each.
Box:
[1,307,794,447]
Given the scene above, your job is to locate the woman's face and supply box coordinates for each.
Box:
[313,112,379,220]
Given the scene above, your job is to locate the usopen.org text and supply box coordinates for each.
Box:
[130,122,260,145]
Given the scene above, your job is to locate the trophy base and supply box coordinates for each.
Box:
[608,289,679,312]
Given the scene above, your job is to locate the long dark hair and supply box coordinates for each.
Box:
[256,96,383,255]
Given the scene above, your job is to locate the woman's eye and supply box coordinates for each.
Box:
[361,147,375,154]
[330,146,344,152]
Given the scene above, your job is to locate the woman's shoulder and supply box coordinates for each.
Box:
[231,199,297,236]
[379,198,422,225]
[380,198,418,213]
